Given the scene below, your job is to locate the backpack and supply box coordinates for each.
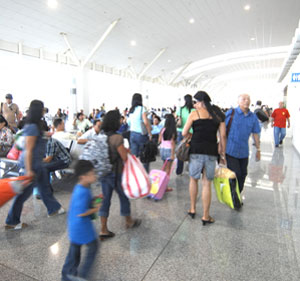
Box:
[254,108,269,122]
[140,140,158,163]
[79,133,112,177]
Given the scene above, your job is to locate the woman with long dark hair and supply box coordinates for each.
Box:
[182,91,226,225]
[98,110,141,240]
[5,100,64,230]
[176,94,194,175]
[127,93,152,171]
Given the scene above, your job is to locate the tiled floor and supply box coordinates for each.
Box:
[0,129,300,281]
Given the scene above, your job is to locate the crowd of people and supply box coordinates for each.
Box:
[0,91,291,281]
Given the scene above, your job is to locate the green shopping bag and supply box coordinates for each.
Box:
[214,166,242,210]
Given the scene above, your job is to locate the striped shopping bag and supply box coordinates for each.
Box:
[122,154,151,199]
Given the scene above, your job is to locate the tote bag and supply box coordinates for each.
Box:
[122,154,151,199]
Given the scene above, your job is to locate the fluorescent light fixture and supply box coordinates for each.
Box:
[130,40,136,46]
[244,5,251,11]
[250,37,256,41]
[189,18,195,24]
[47,0,58,9]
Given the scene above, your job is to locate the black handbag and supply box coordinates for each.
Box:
[140,140,158,163]
[175,138,191,162]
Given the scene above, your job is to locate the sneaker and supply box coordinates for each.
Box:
[279,140,283,145]
[5,222,28,230]
[275,145,279,148]
[48,207,65,217]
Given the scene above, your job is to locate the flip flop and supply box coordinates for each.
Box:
[126,219,142,229]
[5,222,28,230]
[99,231,115,241]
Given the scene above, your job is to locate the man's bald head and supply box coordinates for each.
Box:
[238,94,251,112]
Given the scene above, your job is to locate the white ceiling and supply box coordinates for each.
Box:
[0,0,300,84]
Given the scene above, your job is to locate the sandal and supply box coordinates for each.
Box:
[5,222,28,230]
[99,231,115,241]
[201,217,215,226]
[126,219,141,229]
[166,187,173,192]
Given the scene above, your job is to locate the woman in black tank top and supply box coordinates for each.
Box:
[182,91,226,225]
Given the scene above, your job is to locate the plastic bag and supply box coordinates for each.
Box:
[214,166,242,210]
[122,154,151,199]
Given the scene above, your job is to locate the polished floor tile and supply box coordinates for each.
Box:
[0,130,300,280]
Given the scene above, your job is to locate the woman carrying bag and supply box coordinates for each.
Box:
[127,93,152,172]
[99,110,141,240]
[176,94,194,176]
[182,91,226,225]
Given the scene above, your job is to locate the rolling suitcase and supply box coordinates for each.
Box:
[148,159,175,200]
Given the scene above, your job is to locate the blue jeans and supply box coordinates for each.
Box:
[34,160,70,196]
[176,131,184,175]
[274,127,286,146]
[6,166,61,225]
[130,131,149,172]
[61,239,99,281]
[99,172,130,217]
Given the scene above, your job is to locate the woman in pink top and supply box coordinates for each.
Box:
[159,114,177,176]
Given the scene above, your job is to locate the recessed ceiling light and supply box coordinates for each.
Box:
[244,5,251,11]
[168,59,172,63]
[212,45,216,48]
[250,37,256,41]
[130,40,136,46]
[189,18,195,24]
[47,0,58,9]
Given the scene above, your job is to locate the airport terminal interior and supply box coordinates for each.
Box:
[1,1,300,280]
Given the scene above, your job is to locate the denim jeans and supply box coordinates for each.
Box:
[226,154,249,193]
[34,160,70,196]
[99,172,130,217]
[61,239,99,281]
[274,127,286,146]
[6,166,61,225]
[43,159,70,173]
[130,131,149,172]
[176,131,184,175]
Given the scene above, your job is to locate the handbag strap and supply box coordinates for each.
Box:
[226,109,235,137]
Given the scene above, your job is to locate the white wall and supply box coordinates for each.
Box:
[284,56,300,153]
[0,51,76,114]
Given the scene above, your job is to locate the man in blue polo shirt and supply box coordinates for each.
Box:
[225,94,261,195]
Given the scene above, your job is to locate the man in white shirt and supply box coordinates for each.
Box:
[52,118,77,142]
[73,113,93,134]
[77,119,102,144]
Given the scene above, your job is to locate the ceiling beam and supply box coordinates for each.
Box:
[169,62,192,85]
[190,73,204,86]
[60,32,80,66]
[138,48,167,79]
[82,18,120,67]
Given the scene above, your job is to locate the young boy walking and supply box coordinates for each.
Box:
[62,160,100,281]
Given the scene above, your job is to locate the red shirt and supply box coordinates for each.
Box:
[271,108,290,128]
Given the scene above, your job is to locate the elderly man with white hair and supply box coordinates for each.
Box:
[225,94,261,198]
